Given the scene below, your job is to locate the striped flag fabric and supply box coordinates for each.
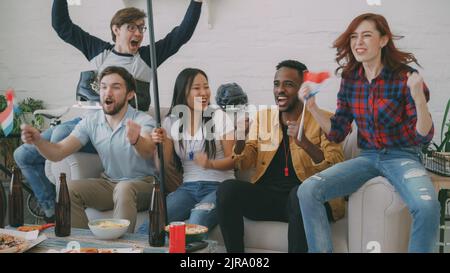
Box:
[297,71,330,142]
[303,71,330,98]
[304,71,330,84]
[0,89,15,136]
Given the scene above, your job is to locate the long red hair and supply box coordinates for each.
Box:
[333,13,420,78]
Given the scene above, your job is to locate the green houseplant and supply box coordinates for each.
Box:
[0,96,45,136]
[0,96,45,173]
[433,98,450,153]
[18,97,45,130]
[421,98,450,177]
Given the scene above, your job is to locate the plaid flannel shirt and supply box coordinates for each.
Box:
[328,66,434,149]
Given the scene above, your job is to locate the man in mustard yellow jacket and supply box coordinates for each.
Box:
[216,60,345,253]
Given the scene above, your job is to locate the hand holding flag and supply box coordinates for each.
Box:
[297,71,330,142]
[303,71,330,99]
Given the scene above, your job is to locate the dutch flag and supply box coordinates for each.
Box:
[303,71,330,99]
[297,71,331,142]
[0,89,15,136]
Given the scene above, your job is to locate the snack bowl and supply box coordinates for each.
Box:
[88,219,130,240]
[164,223,208,244]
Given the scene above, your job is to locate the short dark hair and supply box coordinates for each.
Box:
[276,60,308,79]
[110,7,147,42]
[98,66,136,93]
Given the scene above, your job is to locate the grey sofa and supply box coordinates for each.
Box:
[45,112,412,253]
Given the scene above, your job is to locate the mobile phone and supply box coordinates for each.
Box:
[185,241,208,253]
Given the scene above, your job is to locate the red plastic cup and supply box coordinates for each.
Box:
[169,221,186,253]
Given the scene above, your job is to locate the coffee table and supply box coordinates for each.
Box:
[27,227,216,253]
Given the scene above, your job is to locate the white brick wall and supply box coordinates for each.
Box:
[1,0,449,141]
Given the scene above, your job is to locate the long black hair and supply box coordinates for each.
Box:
[167,68,216,172]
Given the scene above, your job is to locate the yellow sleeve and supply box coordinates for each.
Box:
[308,129,344,174]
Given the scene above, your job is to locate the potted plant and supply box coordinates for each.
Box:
[0,96,45,136]
[425,98,450,153]
[17,97,45,131]
[422,98,450,176]
[436,98,450,153]
[0,96,45,175]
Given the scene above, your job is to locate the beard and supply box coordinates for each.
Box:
[279,98,300,113]
[102,98,128,115]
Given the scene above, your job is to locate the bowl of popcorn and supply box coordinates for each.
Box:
[165,223,209,243]
[88,219,130,240]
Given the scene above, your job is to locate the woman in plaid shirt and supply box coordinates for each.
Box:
[297,13,439,253]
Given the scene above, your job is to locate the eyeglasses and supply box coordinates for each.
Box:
[126,24,147,34]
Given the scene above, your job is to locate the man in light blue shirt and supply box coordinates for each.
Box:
[71,103,155,181]
[21,66,157,232]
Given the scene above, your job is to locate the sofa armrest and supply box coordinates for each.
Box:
[348,177,412,253]
[45,153,104,184]
[341,123,361,161]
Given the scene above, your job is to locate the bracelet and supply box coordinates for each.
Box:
[131,135,140,146]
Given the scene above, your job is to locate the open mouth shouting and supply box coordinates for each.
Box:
[277,95,289,108]
[129,38,141,52]
[201,97,208,106]
[103,97,115,108]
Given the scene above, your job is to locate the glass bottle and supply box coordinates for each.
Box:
[55,173,71,237]
[148,179,166,246]
[8,167,23,227]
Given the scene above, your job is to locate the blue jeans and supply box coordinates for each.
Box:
[13,118,96,217]
[297,147,440,253]
[138,181,220,234]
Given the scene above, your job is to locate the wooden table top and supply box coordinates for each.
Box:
[28,227,168,253]
[429,172,450,192]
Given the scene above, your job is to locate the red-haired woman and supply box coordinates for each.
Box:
[297,13,439,253]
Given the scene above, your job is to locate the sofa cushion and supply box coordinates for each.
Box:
[45,153,104,184]
[208,215,349,253]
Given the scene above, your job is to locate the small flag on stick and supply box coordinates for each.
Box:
[303,71,330,99]
[0,89,15,136]
[297,71,330,142]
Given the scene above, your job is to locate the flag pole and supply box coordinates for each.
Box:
[296,100,307,142]
[146,0,168,224]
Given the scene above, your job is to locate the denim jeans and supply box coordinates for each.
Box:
[297,147,440,253]
[138,181,220,234]
[13,118,96,217]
